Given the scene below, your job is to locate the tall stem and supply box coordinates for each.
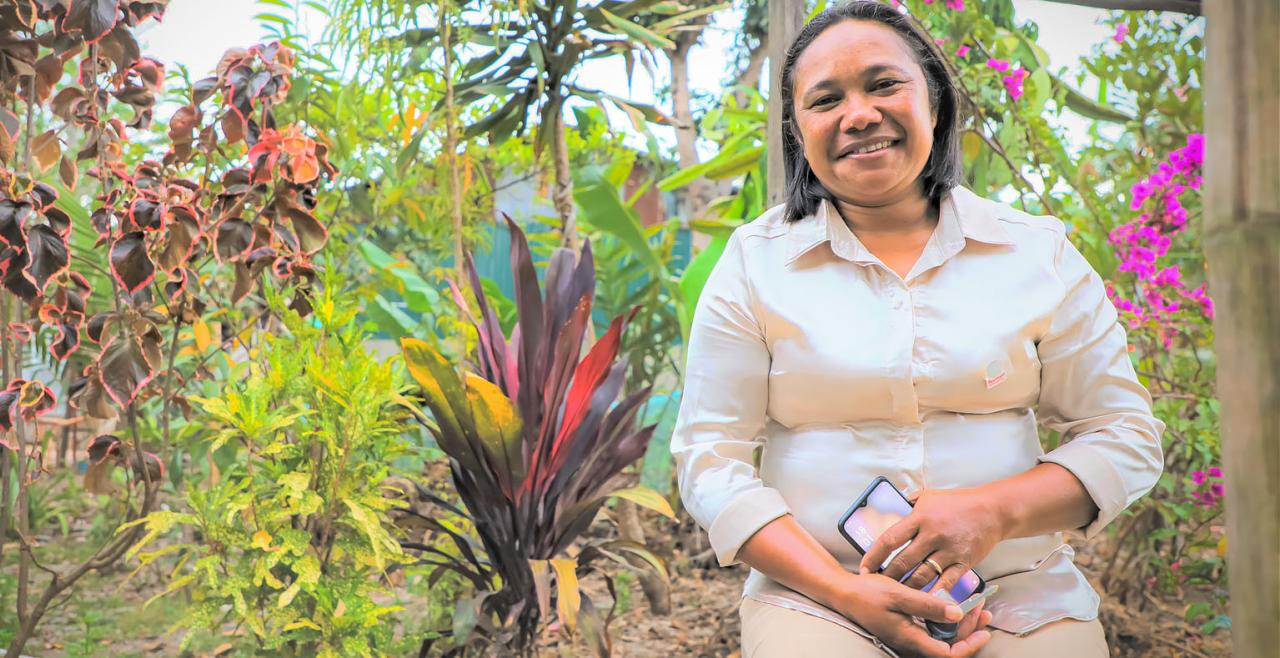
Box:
[551,100,577,249]
[0,294,12,566]
[442,2,465,284]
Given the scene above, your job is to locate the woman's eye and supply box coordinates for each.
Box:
[874,80,901,91]
[812,96,839,107]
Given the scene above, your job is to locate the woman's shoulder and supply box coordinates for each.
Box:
[953,186,1070,254]
[720,204,794,258]
[734,203,791,238]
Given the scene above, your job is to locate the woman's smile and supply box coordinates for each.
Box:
[837,139,902,161]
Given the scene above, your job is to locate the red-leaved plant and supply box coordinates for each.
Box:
[400,217,674,656]
[0,2,334,652]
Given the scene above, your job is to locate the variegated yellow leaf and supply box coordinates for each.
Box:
[609,486,677,520]
[550,558,580,633]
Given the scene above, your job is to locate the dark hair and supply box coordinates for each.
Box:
[780,0,964,223]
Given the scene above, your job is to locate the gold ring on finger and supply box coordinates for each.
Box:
[923,557,943,575]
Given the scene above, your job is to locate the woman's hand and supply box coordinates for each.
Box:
[830,571,992,657]
[858,487,1008,594]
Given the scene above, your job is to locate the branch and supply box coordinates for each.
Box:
[1041,0,1200,15]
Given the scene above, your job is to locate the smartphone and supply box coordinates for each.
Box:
[837,476,986,603]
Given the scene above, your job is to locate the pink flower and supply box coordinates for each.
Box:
[956,44,970,58]
[1208,467,1222,478]
[946,0,965,9]
[1211,483,1225,497]
[1191,470,1206,485]
[986,58,1010,72]
[1114,23,1129,43]
[1001,66,1029,100]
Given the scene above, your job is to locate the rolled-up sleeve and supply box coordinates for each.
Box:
[1036,226,1165,541]
[672,229,789,567]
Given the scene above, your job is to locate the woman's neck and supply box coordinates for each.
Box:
[833,191,937,237]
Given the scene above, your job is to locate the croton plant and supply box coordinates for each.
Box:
[401,217,674,655]
[0,1,335,653]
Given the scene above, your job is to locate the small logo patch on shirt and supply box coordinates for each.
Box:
[984,360,1008,389]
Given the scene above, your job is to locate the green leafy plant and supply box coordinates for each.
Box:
[126,282,413,656]
[401,217,674,655]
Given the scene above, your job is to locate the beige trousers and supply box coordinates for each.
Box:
[739,597,1110,657]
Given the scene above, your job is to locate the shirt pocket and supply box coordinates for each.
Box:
[916,331,1042,414]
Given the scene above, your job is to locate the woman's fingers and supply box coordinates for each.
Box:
[859,517,919,575]
[888,582,964,624]
[902,559,941,590]
[881,531,938,582]
[946,628,992,657]
[955,600,986,639]
[927,561,973,597]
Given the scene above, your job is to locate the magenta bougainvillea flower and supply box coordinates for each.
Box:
[956,44,970,58]
[1114,23,1129,43]
[986,57,1010,72]
[1002,66,1029,100]
[1107,133,1209,348]
[946,0,966,10]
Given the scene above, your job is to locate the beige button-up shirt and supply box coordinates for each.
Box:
[672,185,1164,646]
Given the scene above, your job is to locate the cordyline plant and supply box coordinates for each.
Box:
[0,0,333,651]
[400,217,674,656]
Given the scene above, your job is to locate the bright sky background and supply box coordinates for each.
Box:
[135,0,1119,159]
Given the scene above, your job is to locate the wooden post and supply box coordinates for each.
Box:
[766,0,806,206]
[1202,2,1280,657]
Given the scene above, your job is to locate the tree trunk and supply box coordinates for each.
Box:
[766,0,806,206]
[669,30,713,225]
[551,99,577,249]
[733,33,769,109]
[442,3,465,283]
[1202,2,1280,657]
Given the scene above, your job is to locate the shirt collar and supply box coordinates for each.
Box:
[784,185,1015,267]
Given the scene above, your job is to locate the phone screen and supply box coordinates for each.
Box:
[841,479,985,602]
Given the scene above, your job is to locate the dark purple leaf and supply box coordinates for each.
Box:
[215,218,253,262]
[51,322,80,361]
[30,183,58,210]
[87,434,121,464]
[90,207,116,240]
[284,206,327,254]
[1,248,37,301]
[98,336,154,407]
[0,200,31,248]
[24,224,69,293]
[44,206,72,236]
[191,76,217,105]
[156,212,198,270]
[62,0,120,44]
[127,198,164,232]
[109,231,154,295]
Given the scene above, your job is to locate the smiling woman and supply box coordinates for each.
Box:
[670,1,1165,657]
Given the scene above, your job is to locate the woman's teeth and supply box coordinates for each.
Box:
[853,141,894,155]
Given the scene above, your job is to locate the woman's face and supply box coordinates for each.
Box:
[791,20,937,207]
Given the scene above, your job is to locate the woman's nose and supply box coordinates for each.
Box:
[840,95,882,132]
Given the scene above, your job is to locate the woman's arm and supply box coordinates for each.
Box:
[986,462,1098,539]
[737,514,861,610]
